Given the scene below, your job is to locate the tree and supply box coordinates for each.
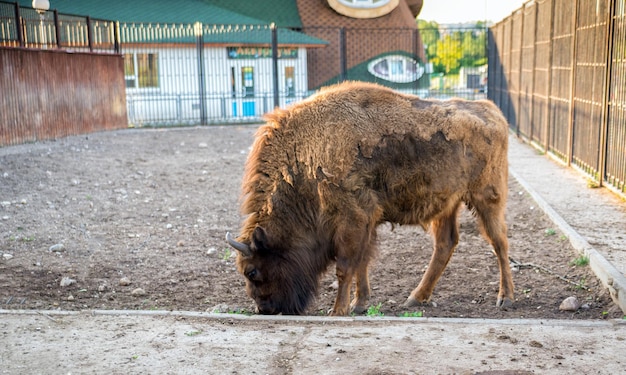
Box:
[432,33,462,74]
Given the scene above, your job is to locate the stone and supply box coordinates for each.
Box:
[60,277,76,287]
[119,277,132,286]
[131,288,146,296]
[49,244,65,252]
[559,296,581,311]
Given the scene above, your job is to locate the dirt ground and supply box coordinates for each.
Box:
[0,125,622,320]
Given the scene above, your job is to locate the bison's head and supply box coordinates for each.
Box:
[226,228,318,315]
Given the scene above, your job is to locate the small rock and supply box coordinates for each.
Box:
[3,253,14,260]
[166,224,173,229]
[60,277,76,287]
[177,240,185,247]
[207,247,217,255]
[131,288,146,296]
[67,295,75,301]
[198,143,208,148]
[49,244,66,252]
[97,284,108,292]
[559,296,581,311]
[119,277,132,286]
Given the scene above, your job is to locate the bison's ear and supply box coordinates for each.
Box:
[252,226,271,253]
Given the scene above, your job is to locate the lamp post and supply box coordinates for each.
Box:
[32,0,50,48]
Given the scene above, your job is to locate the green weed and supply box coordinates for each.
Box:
[400,311,423,318]
[544,228,556,236]
[570,255,589,267]
[366,303,384,317]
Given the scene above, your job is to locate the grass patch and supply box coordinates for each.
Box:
[570,255,589,267]
[400,311,423,318]
[366,303,384,317]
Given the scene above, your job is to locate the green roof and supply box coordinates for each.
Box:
[199,0,302,29]
[18,0,301,27]
[319,50,430,90]
[17,0,324,46]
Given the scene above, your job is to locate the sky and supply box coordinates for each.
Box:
[418,0,528,24]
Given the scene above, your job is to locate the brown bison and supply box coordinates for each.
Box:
[226,81,513,316]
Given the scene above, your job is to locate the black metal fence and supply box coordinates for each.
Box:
[0,1,119,53]
[1,1,489,130]
[118,24,488,126]
[489,0,626,197]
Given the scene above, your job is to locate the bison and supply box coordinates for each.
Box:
[226,81,513,316]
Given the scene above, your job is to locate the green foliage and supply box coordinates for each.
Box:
[570,256,590,267]
[544,228,557,236]
[366,303,384,317]
[417,22,487,75]
[574,277,587,290]
[221,248,232,261]
[400,311,423,318]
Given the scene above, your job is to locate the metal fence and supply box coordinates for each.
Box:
[118,24,488,126]
[489,0,626,197]
[0,1,126,147]
[120,22,293,126]
[304,25,488,100]
[0,1,119,53]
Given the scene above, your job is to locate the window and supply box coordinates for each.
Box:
[284,66,295,97]
[368,55,424,83]
[327,0,398,18]
[337,0,391,8]
[124,53,159,89]
[241,66,254,97]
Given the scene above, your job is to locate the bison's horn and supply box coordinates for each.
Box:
[225,232,252,257]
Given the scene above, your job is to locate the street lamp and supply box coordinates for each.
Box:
[32,0,50,47]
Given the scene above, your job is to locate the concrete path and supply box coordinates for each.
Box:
[1,309,624,374]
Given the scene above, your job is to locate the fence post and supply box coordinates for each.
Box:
[565,1,579,166]
[516,8,525,137]
[412,28,419,94]
[271,23,280,109]
[114,21,121,54]
[195,22,207,125]
[14,2,24,48]
[598,0,617,187]
[544,0,556,153]
[86,16,93,52]
[339,27,347,82]
[53,9,61,49]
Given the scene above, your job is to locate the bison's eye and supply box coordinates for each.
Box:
[246,269,258,281]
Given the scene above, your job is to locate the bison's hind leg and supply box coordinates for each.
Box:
[405,202,461,307]
[471,186,514,309]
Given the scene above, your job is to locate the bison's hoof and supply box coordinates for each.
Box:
[404,296,430,308]
[496,297,513,310]
[351,305,367,315]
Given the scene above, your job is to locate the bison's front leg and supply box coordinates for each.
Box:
[350,262,371,314]
[330,259,354,316]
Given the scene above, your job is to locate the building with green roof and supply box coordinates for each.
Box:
[14,0,327,125]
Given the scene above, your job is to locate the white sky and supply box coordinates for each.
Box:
[418,0,528,24]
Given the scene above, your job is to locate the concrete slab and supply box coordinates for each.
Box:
[1,310,624,374]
